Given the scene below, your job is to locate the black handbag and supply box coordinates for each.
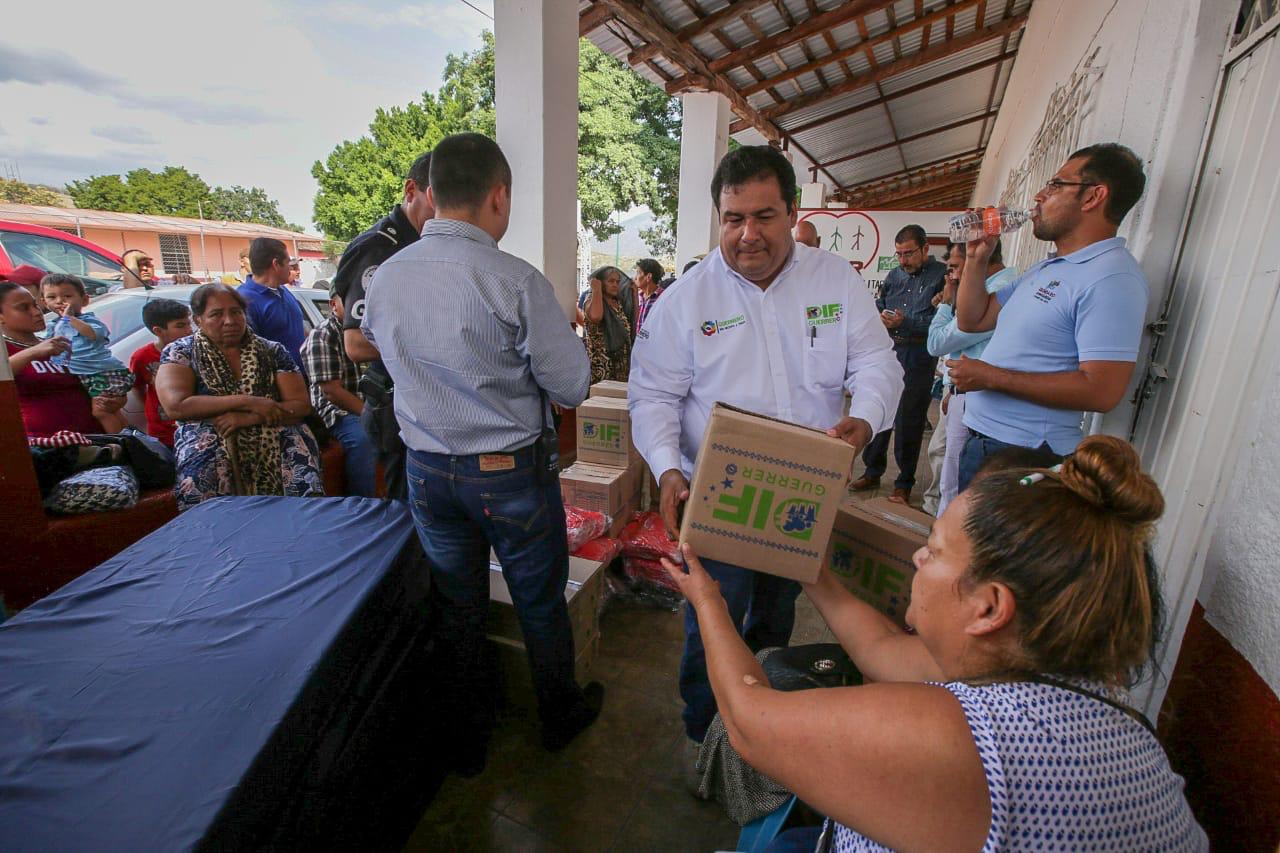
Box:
[85,431,176,490]
[762,643,862,691]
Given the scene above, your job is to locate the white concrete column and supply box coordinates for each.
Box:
[494,0,579,320]
[675,92,731,271]
[799,182,827,209]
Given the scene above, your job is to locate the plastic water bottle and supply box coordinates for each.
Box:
[50,315,73,368]
[949,206,1032,243]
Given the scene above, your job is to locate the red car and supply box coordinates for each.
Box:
[0,219,124,295]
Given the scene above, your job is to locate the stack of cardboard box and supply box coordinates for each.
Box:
[487,555,605,704]
[560,382,647,538]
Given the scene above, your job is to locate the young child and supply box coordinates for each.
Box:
[128,298,192,447]
[40,273,133,432]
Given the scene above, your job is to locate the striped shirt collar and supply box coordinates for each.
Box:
[422,218,499,249]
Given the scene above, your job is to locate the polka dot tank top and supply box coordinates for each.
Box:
[832,680,1208,852]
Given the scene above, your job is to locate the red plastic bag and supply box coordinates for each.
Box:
[565,505,609,552]
[620,511,680,562]
[572,536,624,564]
[623,556,681,592]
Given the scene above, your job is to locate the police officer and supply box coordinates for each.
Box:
[332,151,435,499]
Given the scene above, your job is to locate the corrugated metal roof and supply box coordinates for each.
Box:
[581,0,1036,203]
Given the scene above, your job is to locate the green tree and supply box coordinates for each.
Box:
[207,185,291,229]
[310,33,681,248]
[66,167,293,228]
[0,177,70,206]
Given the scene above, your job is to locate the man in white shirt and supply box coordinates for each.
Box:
[629,145,903,742]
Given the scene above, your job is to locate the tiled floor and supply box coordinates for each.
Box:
[404,410,938,852]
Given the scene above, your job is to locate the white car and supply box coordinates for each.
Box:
[68,285,334,431]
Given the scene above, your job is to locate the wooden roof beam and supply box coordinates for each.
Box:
[757,15,1028,121]
[600,0,785,145]
[838,148,986,195]
[820,108,998,169]
[579,3,614,36]
[851,169,980,206]
[627,0,775,65]
[709,0,900,75]
[730,48,1016,135]
[699,0,988,97]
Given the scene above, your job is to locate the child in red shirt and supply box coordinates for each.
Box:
[128,299,191,447]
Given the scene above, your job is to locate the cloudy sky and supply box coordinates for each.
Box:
[1,0,492,232]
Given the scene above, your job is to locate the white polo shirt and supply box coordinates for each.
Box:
[629,245,903,479]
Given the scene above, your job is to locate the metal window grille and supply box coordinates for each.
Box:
[50,226,78,235]
[999,54,1103,272]
[1234,0,1279,45]
[158,234,192,275]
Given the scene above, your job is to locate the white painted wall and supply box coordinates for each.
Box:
[1201,354,1280,693]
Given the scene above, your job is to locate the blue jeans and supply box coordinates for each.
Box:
[330,413,378,498]
[680,558,802,742]
[957,432,1061,492]
[406,445,585,731]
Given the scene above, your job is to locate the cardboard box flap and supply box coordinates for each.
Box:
[845,500,933,538]
[701,403,857,481]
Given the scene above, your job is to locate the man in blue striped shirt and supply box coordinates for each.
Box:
[363,133,603,770]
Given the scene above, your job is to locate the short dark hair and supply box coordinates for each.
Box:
[406,151,432,188]
[895,224,926,248]
[710,145,797,213]
[191,283,247,317]
[636,258,664,281]
[682,259,700,274]
[142,298,191,332]
[41,272,86,298]
[429,133,512,211]
[0,282,23,305]
[1069,143,1146,225]
[248,237,289,276]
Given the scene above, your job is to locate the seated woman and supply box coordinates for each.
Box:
[1,282,124,438]
[665,435,1207,852]
[156,283,323,512]
[582,265,634,383]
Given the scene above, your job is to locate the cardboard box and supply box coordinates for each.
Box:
[576,396,641,469]
[825,497,932,628]
[488,556,604,656]
[560,462,631,516]
[589,380,628,399]
[679,404,856,583]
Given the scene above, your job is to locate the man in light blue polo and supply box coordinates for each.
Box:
[948,143,1150,489]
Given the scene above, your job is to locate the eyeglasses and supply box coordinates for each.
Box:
[1042,178,1099,193]
[893,247,922,259]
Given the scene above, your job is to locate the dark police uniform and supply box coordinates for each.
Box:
[332,204,421,499]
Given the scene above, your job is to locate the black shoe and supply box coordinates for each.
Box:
[542,682,605,752]
[447,740,489,778]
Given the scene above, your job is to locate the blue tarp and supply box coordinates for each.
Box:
[0,496,440,852]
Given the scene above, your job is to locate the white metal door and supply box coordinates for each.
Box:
[1129,8,1280,715]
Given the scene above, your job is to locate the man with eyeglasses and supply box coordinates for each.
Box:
[948,143,1150,490]
[850,224,946,504]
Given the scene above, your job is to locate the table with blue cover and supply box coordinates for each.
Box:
[0,496,445,852]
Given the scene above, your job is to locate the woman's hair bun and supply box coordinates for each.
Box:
[1057,435,1164,524]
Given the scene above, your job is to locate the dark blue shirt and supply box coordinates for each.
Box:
[240,276,306,364]
[875,256,946,341]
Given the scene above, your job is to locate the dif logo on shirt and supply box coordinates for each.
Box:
[805,303,844,326]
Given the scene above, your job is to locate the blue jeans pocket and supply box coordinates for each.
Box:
[481,485,549,539]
